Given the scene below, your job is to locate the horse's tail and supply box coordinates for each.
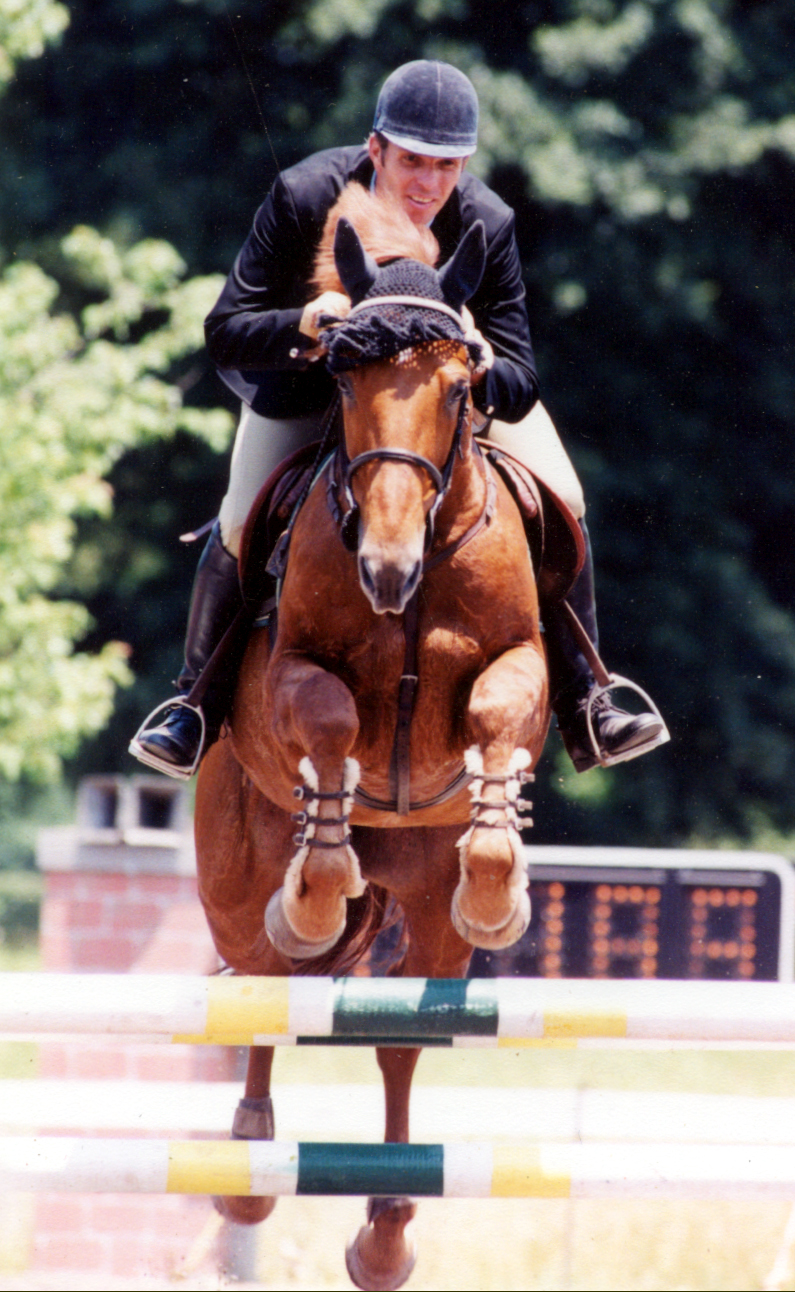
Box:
[293,883,405,978]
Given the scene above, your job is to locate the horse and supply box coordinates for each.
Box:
[194,188,550,1290]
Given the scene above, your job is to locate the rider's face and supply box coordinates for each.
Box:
[368,135,467,226]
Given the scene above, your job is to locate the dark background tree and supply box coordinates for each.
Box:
[3,0,794,848]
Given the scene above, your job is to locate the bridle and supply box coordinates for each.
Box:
[330,381,471,554]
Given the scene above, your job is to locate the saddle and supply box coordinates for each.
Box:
[238,439,330,616]
[238,436,585,616]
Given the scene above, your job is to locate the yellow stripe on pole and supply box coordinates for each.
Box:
[496,1037,578,1049]
[201,977,291,1041]
[491,1144,571,1198]
[543,1008,627,1039]
[166,1140,251,1195]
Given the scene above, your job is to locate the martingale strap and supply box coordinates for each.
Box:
[373,438,496,817]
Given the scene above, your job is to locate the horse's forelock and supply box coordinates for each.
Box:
[311,184,439,296]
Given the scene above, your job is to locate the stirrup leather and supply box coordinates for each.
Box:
[584,675,671,769]
[127,698,207,782]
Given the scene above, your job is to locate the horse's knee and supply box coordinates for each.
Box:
[285,670,359,759]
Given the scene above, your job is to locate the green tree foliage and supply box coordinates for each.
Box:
[1,0,794,844]
[0,224,231,779]
[0,0,69,88]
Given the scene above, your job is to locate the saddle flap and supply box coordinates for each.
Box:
[238,440,323,604]
[482,441,585,603]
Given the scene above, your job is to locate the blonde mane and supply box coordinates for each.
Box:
[311,184,439,295]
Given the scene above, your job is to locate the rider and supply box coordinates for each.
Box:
[130,59,666,780]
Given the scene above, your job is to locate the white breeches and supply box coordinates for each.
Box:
[217,399,584,557]
[218,407,322,556]
[486,402,585,521]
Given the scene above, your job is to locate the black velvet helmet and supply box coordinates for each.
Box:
[372,60,478,158]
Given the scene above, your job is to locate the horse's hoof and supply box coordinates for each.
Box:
[345,1197,418,1291]
[450,883,531,950]
[212,1095,277,1226]
[213,1192,276,1225]
[264,886,345,960]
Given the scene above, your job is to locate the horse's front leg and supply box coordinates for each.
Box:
[452,642,548,950]
[264,655,366,960]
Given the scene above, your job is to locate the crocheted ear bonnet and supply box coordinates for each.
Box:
[320,216,487,376]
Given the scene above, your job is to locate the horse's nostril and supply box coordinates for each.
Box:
[358,556,377,596]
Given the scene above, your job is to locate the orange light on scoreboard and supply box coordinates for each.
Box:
[587,883,661,979]
[687,886,758,979]
[470,853,792,982]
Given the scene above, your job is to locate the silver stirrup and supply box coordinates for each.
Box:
[585,675,671,769]
[128,698,206,782]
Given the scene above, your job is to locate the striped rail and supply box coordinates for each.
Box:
[4,1137,795,1199]
[4,973,795,1046]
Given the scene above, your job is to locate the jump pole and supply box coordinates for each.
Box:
[5,973,795,1045]
[5,1137,795,1199]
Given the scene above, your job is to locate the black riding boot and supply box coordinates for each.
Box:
[129,522,243,779]
[544,521,666,773]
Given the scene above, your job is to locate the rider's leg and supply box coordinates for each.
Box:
[130,408,319,777]
[485,403,664,772]
[542,522,664,772]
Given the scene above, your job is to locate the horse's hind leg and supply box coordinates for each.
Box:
[345,1047,421,1292]
[214,1045,277,1226]
[346,837,471,1291]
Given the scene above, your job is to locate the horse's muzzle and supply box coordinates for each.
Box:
[358,552,422,615]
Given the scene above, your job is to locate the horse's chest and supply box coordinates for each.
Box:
[337,614,481,749]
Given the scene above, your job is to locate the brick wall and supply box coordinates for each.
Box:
[30,775,249,1283]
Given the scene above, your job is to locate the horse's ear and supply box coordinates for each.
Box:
[438,220,486,310]
[333,217,379,304]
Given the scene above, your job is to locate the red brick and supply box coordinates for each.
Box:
[90,1196,160,1231]
[37,1045,70,1078]
[72,935,139,970]
[44,874,77,899]
[68,899,106,928]
[109,902,164,934]
[34,1234,107,1270]
[89,874,134,896]
[132,1050,194,1082]
[35,1197,88,1232]
[66,1048,128,1080]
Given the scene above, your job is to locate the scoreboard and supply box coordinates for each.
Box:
[470,847,795,983]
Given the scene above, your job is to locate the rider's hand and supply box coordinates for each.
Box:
[460,306,494,385]
[299,291,351,340]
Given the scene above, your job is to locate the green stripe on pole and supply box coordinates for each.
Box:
[332,978,498,1038]
[296,1035,454,1047]
[297,1142,445,1196]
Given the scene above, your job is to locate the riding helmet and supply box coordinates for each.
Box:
[372,60,478,157]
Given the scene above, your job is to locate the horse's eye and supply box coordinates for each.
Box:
[446,380,469,408]
[337,375,355,401]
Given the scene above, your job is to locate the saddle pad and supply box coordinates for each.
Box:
[480,440,585,604]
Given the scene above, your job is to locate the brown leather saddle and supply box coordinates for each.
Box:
[238,436,584,616]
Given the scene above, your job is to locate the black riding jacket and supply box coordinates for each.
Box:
[204,146,539,423]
